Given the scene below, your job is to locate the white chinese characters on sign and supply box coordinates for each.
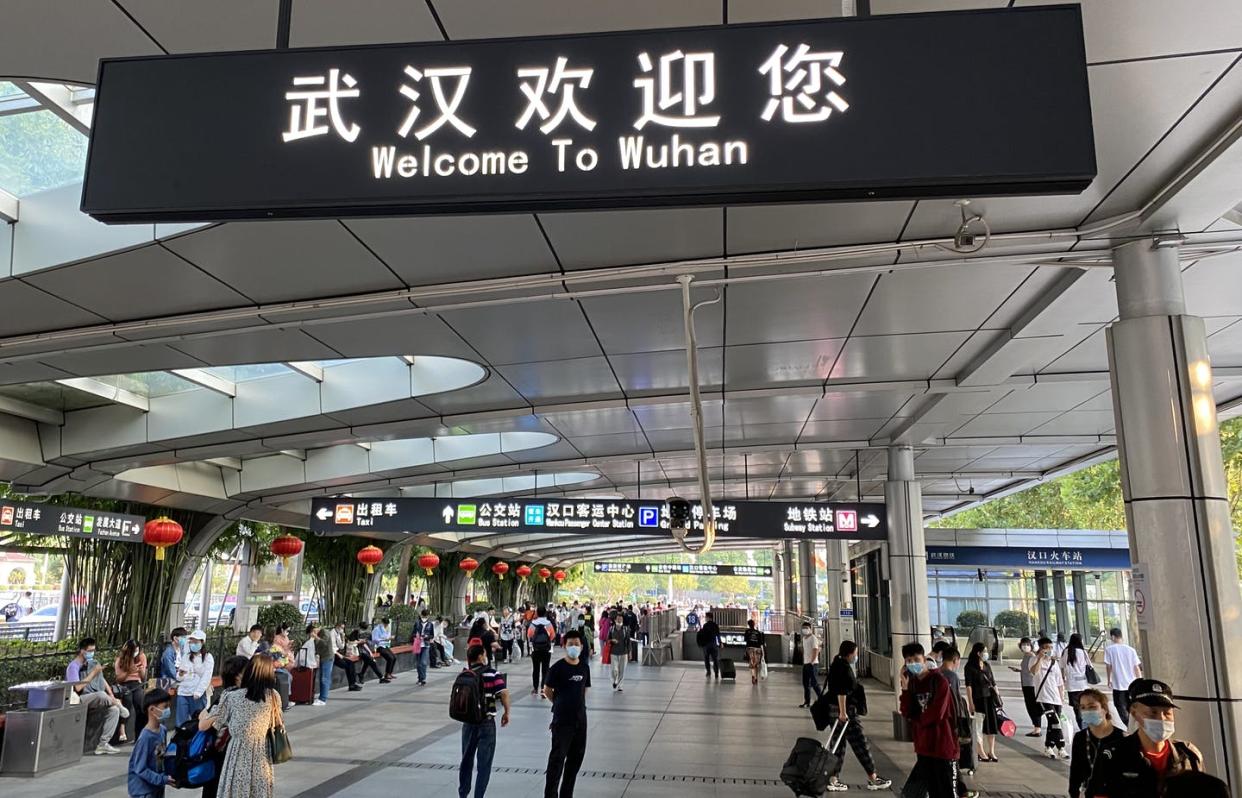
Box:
[282,69,361,143]
[759,44,848,123]
[399,66,477,140]
[633,51,720,129]
[516,57,597,134]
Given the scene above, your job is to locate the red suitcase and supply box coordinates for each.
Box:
[290,666,316,704]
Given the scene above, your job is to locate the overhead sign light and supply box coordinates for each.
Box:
[0,500,145,542]
[308,496,888,541]
[82,7,1093,223]
[594,561,773,577]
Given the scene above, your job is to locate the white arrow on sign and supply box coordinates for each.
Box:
[316,507,333,521]
[860,514,880,528]
[442,506,455,524]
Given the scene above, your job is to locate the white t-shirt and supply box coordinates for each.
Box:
[1033,655,1064,705]
[1063,651,1089,692]
[803,633,821,662]
[1103,642,1141,690]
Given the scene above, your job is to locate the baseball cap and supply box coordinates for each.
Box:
[1128,678,1178,708]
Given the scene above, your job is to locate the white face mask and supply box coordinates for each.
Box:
[565,645,582,659]
[980,652,989,662]
[1141,718,1175,742]
[802,628,812,636]
[1020,645,1031,653]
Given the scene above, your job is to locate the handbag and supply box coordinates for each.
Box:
[1085,663,1101,685]
[412,635,423,655]
[995,708,1017,737]
[267,725,293,764]
[759,659,769,681]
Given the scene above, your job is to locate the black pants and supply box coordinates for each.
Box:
[377,646,396,677]
[357,652,384,682]
[1067,690,1084,730]
[531,650,552,692]
[802,663,823,705]
[1041,702,1065,749]
[115,681,144,743]
[544,721,587,798]
[833,715,876,776]
[1021,685,1042,729]
[500,639,514,662]
[704,646,719,676]
[432,642,448,666]
[334,655,358,687]
[902,754,957,798]
[1112,689,1131,726]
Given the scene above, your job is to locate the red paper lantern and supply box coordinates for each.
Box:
[491,561,510,581]
[553,570,567,583]
[417,552,440,576]
[356,544,384,574]
[537,567,552,582]
[270,535,303,567]
[515,565,532,582]
[143,517,183,562]
[460,557,480,578]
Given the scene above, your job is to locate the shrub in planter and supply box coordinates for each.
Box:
[257,602,304,632]
[955,610,987,631]
[993,610,1036,638]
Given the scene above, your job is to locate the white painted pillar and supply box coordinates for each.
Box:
[885,445,931,689]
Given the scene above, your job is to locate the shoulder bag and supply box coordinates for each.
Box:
[267,695,293,765]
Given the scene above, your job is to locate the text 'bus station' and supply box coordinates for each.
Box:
[1,3,1241,798]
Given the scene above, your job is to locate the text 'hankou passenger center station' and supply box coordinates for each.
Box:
[1,2,1242,796]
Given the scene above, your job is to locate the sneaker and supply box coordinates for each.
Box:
[349,685,363,691]
[312,699,326,706]
[1057,748,1071,761]
[116,703,130,719]
[612,682,617,690]
[418,680,427,686]
[95,743,121,755]
[1045,746,1057,759]
[617,686,623,692]
[866,777,892,791]
[826,778,848,792]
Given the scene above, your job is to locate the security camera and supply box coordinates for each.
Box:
[667,497,693,536]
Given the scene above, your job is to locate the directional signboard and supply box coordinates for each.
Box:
[594,562,773,577]
[309,497,887,541]
[0,499,146,542]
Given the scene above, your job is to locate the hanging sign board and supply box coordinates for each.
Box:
[82,6,1093,223]
[593,561,773,577]
[1131,563,1151,631]
[0,499,146,542]
[926,545,1131,571]
[309,496,888,540]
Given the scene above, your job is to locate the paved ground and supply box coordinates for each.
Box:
[1,653,1071,797]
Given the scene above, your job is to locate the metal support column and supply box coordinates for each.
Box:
[783,540,799,614]
[773,550,786,613]
[1106,239,1242,781]
[1071,571,1090,639]
[885,445,931,690]
[824,539,852,657]
[1052,570,1070,636]
[798,539,818,619]
[198,557,213,630]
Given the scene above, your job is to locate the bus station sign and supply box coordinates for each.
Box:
[309,496,887,541]
[0,499,146,542]
[83,7,1093,222]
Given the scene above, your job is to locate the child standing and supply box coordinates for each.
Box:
[128,688,176,797]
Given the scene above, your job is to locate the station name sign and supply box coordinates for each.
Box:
[0,500,146,542]
[83,7,1093,222]
[594,561,773,577]
[309,497,887,541]
[926,545,1131,571]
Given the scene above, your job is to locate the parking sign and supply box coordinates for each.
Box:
[638,507,660,528]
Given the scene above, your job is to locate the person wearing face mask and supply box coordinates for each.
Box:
[66,636,125,755]
[543,629,591,798]
[824,641,892,792]
[963,643,1000,763]
[127,688,176,796]
[1063,633,1091,730]
[1104,679,1205,798]
[899,643,960,798]
[175,630,214,725]
[114,639,148,744]
[1068,689,1123,798]
[1008,637,1043,737]
[159,627,188,690]
[797,623,824,708]
[1030,636,1070,760]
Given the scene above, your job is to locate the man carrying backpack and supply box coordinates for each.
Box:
[528,606,556,698]
[453,644,510,798]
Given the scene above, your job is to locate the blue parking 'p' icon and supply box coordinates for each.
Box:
[638,506,659,528]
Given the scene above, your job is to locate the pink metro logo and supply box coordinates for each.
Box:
[835,509,857,532]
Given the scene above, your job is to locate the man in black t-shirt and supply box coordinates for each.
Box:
[543,629,591,798]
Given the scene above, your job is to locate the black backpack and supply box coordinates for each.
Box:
[531,623,552,652]
[449,668,487,724]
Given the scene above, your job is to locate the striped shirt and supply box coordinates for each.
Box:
[471,664,507,718]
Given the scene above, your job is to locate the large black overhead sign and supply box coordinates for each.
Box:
[309,497,887,541]
[0,500,145,542]
[595,562,773,577]
[82,7,1093,223]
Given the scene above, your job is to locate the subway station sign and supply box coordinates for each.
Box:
[309,497,887,540]
[594,561,773,577]
[83,7,1093,222]
[0,500,146,542]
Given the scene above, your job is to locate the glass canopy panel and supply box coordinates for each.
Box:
[0,90,88,196]
[0,382,112,411]
[205,363,290,382]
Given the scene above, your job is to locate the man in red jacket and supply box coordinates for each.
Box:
[899,642,960,798]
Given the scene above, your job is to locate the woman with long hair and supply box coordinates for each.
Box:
[964,641,1001,763]
[201,655,283,798]
[113,639,147,743]
[1063,633,1090,729]
[199,655,250,798]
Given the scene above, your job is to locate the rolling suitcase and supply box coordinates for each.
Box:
[290,666,316,704]
[720,658,737,681]
[779,722,848,797]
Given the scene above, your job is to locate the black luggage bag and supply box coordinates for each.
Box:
[780,722,848,797]
[720,657,736,680]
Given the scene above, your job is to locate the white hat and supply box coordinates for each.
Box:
[189,629,207,640]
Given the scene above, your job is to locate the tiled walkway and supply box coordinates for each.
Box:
[1,655,1072,797]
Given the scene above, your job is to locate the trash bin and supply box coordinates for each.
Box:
[0,682,86,775]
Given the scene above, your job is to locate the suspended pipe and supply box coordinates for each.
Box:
[676,274,722,554]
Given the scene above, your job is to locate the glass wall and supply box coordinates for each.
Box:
[851,550,890,657]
